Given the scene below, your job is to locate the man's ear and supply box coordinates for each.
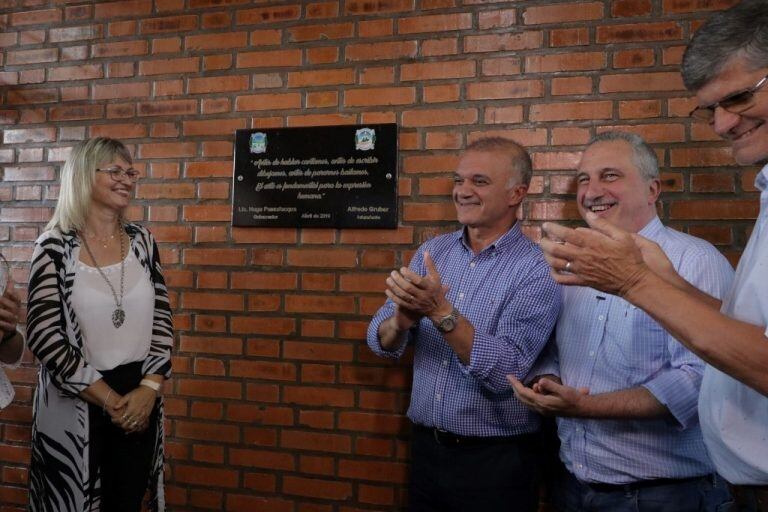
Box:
[508,183,529,208]
[648,178,661,204]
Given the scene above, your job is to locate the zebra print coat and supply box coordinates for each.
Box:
[26,224,173,512]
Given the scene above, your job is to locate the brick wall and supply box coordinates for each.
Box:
[0,0,754,510]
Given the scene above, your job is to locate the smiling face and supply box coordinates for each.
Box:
[453,149,527,237]
[576,140,660,233]
[90,157,134,214]
[694,55,768,166]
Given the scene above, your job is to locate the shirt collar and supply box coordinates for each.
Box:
[637,215,664,239]
[456,222,523,254]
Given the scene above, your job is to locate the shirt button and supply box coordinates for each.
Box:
[589,351,595,357]
[458,293,464,299]
[469,262,476,268]
[442,360,448,367]
[435,393,442,401]
[578,464,583,468]
[598,315,605,321]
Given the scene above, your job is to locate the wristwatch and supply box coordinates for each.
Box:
[434,308,459,334]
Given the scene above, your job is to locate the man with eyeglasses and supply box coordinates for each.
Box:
[536,1,768,510]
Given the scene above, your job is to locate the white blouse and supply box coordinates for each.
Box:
[72,250,155,371]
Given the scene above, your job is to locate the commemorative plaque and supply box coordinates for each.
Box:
[232,124,398,228]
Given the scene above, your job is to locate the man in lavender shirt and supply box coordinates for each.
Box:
[367,137,561,512]
[511,131,734,511]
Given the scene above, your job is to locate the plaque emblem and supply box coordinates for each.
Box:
[249,132,267,154]
[355,128,376,151]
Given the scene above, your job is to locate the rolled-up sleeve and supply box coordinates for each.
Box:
[642,244,734,428]
[463,258,562,393]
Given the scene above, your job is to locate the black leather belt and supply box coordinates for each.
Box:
[586,474,714,494]
[414,424,537,447]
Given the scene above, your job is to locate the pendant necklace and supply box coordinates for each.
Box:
[81,225,126,328]
[84,227,117,249]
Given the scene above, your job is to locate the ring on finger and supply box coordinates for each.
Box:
[564,261,572,272]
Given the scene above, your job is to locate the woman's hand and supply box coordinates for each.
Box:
[0,286,21,336]
[113,386,156,433]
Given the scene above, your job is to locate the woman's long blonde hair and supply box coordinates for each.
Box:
[46,137,132,233]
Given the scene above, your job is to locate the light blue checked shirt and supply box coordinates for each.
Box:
[541,217,734,484]
[367,223,561,436]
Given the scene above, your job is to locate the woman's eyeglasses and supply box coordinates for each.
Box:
[96,166,141,183]
[689,74,768,123]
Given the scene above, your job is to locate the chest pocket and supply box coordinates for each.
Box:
[609,305,668,385]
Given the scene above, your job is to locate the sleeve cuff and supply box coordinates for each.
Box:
[643,369,700,429]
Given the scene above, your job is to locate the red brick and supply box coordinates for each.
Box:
[236,5,301,25]
[613,0,653,16]
[230,316,296,335]
[526,52,605,73]
[50,105,104,121]
[95,0,152,19]
[283,476,352,500]
[2,128,56,144]
[138,57,199,76]
[670,147,734,167]
[551,76,593,96]
[176,379,242,399]
[175,465,239,488]
[93,82,150,100]
[531,101,612,122]
[662,0,737,13]
[237,49,302,68]
[7,48,57,66]
[464,31,542,53]
[398,13,471,34]
[344,87,415,107]
[670,200,757,220]
[345,41,418,61]
[236,93,301,111]
[288,22,354,42]
[345,0,414,14]
[141,15,197,34]
[401,60,475,81]
[596,22,683,43]
[11,8,62,26]
[185,32,247,50]
[525,3,603,24]
[600,72,684,93]
[466,80,543,100]
[139,142,196,158]
[283,386,354,407]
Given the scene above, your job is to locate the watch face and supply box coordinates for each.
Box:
[439,316,456,333]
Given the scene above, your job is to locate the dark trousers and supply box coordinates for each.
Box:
[408,425,541,512]
[551,468,733,512]
[88,361,158,512]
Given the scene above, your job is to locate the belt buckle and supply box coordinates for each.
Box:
[434,428,453,445]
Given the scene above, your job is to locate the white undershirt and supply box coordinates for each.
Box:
[72,250,155,371]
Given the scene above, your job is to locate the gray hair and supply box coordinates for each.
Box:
[681,0,768,91]
[465,136,533,187]
[585,131,659,181]
[47,137,132,233]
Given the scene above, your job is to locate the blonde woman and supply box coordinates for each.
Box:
[26,137,172,511]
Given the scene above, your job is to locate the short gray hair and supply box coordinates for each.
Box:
[47,137,132,233]
[681,0,768,91]
[465,137,533,187]
[585,131,659,181]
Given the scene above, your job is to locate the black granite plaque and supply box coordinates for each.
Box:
[232,124,397,228]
